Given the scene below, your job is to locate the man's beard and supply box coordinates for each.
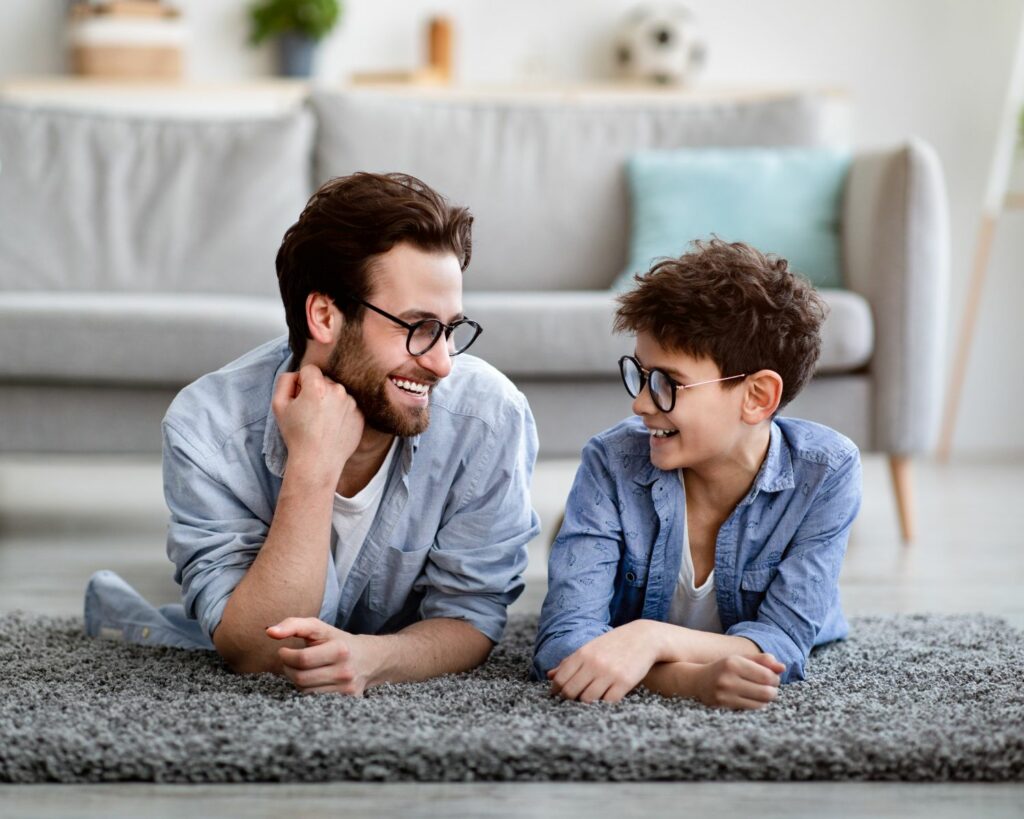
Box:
[325,327,431,437]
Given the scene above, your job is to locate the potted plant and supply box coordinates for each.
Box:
[248,0,343,78]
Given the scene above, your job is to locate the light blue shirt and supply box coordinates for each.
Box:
[533,415,862,684]
[86,335,540,649]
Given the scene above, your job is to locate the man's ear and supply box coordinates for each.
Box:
[305,292,340,345]
[740,369,784,424]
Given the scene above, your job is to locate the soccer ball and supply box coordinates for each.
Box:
[614,4,706,86]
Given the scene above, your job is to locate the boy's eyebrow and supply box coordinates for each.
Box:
[399,309,465,323]
[633,353,689,381]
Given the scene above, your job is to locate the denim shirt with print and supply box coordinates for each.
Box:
[533,415,862,684]
[158,335,540,647]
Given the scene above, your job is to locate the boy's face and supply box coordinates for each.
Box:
[631,331,749,472]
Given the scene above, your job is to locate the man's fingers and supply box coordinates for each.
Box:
[282,662,354,691]
[277,640,347,670]
[272,372,300,409]
[266,617,332,643]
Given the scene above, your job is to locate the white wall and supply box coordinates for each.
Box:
[2,0,1022,456]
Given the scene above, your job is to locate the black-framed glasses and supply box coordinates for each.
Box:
[618,355,746,413]
[348,296,483,357]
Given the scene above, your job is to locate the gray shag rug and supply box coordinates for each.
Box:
[1,611,1022,783]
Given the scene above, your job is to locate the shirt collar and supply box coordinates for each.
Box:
[741,420,795,503]
[261,351,422,479]
[630,419,794,499]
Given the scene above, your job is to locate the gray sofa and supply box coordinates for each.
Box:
[0,87,949,539]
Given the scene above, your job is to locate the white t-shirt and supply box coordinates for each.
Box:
[331,439,398,589]
[666,470,724,633]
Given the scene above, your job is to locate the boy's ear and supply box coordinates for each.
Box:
[740,369,784,424]
[305,292,341,345]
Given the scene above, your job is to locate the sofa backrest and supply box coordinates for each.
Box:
[0,101,314,297]
[312,89,849,292]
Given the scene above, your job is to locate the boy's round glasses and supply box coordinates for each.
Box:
[347,296,483,357]
[618,355,746,413]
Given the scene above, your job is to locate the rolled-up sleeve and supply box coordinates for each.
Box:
[727,448,862,683]
[531,439,621,680]
[416,393,541,644]
[162,420,270,642]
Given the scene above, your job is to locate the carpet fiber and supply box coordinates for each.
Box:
[1,612,1022,783]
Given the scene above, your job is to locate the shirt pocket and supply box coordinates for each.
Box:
[367,542,433,615]
[738,566,778,619]
[610,557,649,626]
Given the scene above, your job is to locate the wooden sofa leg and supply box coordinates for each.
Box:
[888,455,916,544]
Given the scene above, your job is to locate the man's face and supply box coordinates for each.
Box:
[326,243,464,437]
[631,331,749,472]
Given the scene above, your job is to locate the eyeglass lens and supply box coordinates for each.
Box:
[408,320,479,356]
[620,357,674,412]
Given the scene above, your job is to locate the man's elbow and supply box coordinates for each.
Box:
[212,623,281,676]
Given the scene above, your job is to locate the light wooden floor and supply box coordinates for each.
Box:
[1,453,1022,816]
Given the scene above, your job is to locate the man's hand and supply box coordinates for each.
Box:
[693,654,784,710]
[272,364,365,490]
[547,621,660,703]
[266,617,383,696]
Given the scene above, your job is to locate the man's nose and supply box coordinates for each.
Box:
[419,336,453,379]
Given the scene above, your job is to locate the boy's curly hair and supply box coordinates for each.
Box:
[614,239,828,410]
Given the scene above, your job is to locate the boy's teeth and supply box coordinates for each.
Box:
[651,429,678,438]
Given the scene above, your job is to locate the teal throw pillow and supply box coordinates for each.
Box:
[613,148,851,291]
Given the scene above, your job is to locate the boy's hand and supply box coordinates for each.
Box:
[694,654,784,710]
[547,621,659,703]
[267,617,383,696]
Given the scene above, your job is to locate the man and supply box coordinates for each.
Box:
[86,172,540,695]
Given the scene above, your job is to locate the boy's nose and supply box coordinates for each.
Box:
[632,385,656,417]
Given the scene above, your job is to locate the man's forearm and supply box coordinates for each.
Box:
[366,618,493,687]
[214,468,335,672]
[638,620,762,665]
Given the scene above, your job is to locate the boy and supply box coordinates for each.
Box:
[533,239,861,710]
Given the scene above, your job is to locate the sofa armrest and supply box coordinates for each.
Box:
[841,139,950,454]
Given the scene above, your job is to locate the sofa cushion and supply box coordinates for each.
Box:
[312,89,849,293]
[614,148,850,290]
[0,292,286,385]
[464,288,872,378]
[0,102,314,297]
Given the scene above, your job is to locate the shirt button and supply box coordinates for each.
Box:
[142,627,150,639]
[625,571,636,582]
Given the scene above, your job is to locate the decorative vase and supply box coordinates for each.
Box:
[277,32,316,77]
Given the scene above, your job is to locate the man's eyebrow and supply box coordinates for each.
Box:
[399,309,465,323]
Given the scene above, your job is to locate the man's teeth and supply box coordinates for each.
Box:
[651,429,678,438]
[392,377,429,395]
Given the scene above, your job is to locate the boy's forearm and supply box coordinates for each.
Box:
[641,660,706,699]
[638,619,762,665]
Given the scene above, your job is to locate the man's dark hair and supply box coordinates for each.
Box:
[614,238,828,410]
[276,172,474,360]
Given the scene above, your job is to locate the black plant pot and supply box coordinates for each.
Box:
[277,32,316,77]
